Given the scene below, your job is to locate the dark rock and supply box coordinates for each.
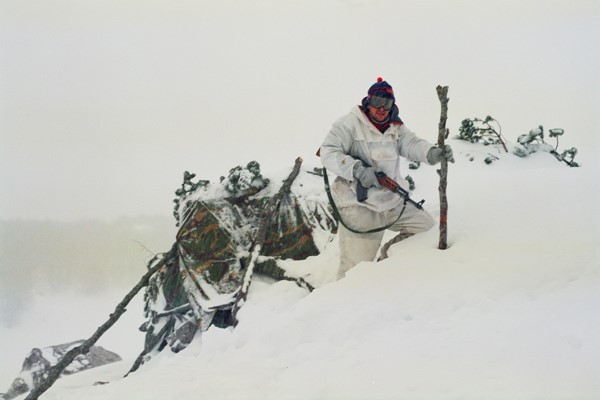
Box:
[3,340,121,399]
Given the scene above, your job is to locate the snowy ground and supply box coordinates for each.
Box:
[2,139,599,399]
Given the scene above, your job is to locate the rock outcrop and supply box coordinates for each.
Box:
[2,341,121,400]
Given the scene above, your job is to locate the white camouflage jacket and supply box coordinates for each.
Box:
[320,106,434,212]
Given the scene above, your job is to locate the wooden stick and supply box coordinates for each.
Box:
[231,157,303,325]
[436,85,450,250]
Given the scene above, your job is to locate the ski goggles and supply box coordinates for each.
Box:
[369,96,394,110]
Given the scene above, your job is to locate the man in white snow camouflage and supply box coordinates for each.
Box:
[320,77,454,278]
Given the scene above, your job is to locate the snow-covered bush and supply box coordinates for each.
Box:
[173,171,209,226]
[222,160,270,198]
[408,161,421,170]
[405,175,416,191]
[172,161,272,226]
[484,154,499,165]
[558,147,579,166]
[457,117,580,167]
[514,125,580,167]
[513,125,553,157]
[457,116,508,152]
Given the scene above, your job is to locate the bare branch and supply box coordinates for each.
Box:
[231,157,304,325]
[24,246,174,400]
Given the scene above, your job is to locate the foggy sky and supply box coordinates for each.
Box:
[1,0,598,221]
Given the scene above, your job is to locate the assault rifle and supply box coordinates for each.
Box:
[356,163,425,210]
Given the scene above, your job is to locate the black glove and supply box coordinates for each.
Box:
[427,144,455,164]
[353,163,381,188]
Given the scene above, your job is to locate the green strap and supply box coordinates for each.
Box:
[323,168,406,234]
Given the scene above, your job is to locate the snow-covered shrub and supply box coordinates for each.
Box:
[405,175,415,191]
[223,161,270,198]
[549,128,564,148]
[457,116,508,152]
[484,154,499,165]
[173,171,209,226]
[172,162,272,226]
[514,125,580,167]
[408,161,421,170]
[556,147,579,167]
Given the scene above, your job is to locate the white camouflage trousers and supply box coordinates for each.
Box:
[337,203,435,279]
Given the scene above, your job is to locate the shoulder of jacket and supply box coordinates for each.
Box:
[332,106,363,128]
[346,106,366,123]
[396,123,413,135]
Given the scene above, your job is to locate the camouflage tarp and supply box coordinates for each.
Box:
[129,161,336,373]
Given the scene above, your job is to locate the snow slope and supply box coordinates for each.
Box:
[4,139,600,399]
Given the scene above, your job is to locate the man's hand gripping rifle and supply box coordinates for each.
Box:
[356,161,425,210]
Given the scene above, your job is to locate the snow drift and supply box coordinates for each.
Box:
[3,139,600,399]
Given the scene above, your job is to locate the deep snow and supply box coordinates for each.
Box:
[2,139,599,399]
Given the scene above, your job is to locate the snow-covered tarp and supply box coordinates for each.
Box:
[131,161,337,372]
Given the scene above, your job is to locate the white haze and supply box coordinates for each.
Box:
[0,216,176,327]
[1,0,598,220]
